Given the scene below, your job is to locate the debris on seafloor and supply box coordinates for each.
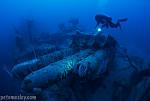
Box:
[13,44,58,64]
[11,30,150,101]
[74,50,109,78]
[12,48,77,79]
[21,49,94,93]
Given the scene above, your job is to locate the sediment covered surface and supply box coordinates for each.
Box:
[11,32,150,101]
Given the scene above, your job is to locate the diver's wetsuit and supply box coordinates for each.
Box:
[95,14,128,29]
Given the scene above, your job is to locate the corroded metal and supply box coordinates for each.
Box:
[74,50,109,78]
[12,48,77,79]
[21,49,94,92]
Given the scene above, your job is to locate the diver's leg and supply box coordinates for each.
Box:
[102,24,106,28]
[109,21,121,29]
[109,22,116,28]
[116,21,122,29]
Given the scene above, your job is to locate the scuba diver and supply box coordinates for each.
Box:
[95,14,128,30]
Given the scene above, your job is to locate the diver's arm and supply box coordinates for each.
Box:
[95,22,99,28]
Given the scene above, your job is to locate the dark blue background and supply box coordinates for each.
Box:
[0,0,149,95]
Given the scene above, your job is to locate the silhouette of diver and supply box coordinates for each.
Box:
[95,14,128,29]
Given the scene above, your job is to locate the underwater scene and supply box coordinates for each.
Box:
[0,0,150,101]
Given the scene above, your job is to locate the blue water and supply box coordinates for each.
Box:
[0,0,149,97]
